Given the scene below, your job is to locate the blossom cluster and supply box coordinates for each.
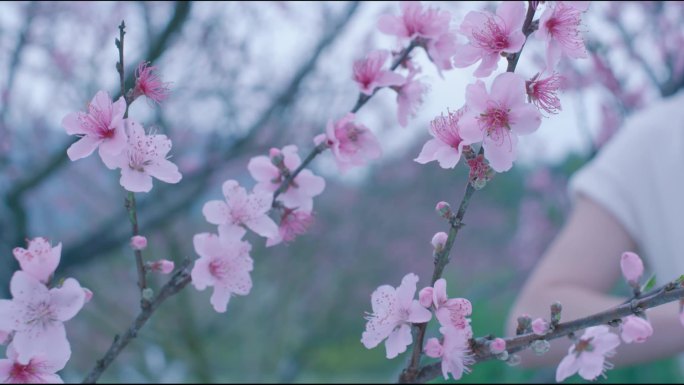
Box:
[0,238,89,383]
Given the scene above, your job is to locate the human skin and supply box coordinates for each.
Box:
[507,194,684,368]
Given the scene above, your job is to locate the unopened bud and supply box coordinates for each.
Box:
[531,318,550,336]
[142,288,154,301]
[531,339,550,355]
[490,338,507,354]
[551,301,562,325]
[149,259,175,274]
[431,232,448,252]
[130,235,147,251]
[505,354,521,367]
[418,287,434,308]
[269,148,284,166]
[620,251,644,284]
[436,201,452,218]
[516,314,532,335]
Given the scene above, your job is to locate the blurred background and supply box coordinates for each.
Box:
[1,1,684,383]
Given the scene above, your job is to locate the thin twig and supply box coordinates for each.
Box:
[399,3,538,382]
[415,284,684,383]
[81,260,193,384]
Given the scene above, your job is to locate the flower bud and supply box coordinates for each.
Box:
[550,301,562,325]
[130,235,148,251]
[490,338,507,354]
[435,201,451,218]
[620,315,653,343]
[495,350,509,361]
[83,287,93,303]
[532,318,550,336]
[620,251,644,284]
[431,232,448,252]
[149,259,175,274]
[418,287,434,308]
[269,148,284,167]
[142,288,154,301]
[424,337,443,358]
[531,339,550,355]
[505,354,521,367]
[516,314,532,335]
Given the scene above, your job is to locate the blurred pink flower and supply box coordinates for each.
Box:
[266,207,314,247]
[377,1,451,41]
[0,343,68,384]
[425,31,459,72]
[556,325,620,382]
[361,273,432,359]
[12,237,61,284]
[319,113,382,172]
[0,271,84,365]
[130,235,148,251]
[526,72,563,114]
[133,61,171,104]
[203,180,278,240]
[536,2,588,69]
[460,72,541,172]
[352,50,405,95]
[620,315,653,344]
[109,120,182,193]
[394,70,429,127]
[62,90,127,163]
[424,326,473,380]
[248,145,325,212]
[620,251,644,284]
[415,108,472,169]
[453,1,526,77]
[191,233,253,313]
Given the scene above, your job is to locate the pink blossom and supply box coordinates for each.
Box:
[431,232,448,251]
[352,50,405,96]
[394,71,429,127]
[452,1,526,78]
[62,90,127,163]
[620,315,653,344]
[526,72,563,114]
[428,278,472,334]
[490,337,506,354]
[266,208,314,247]
[418,286,434,308]
[415,108,473,169]
[424,326,473,380]
[130,235,148,251]
[459,72,542,172]
[620,251,644,284]
[425,32,459,73]
[361,273,432,359]
[191,233,253,313]
[149,259,175,275]
[12,237,61,284]
[320,113,382,172]
[0,343,68,384]
[203,180,278,240]
[555,325,620,382]
[536,2,588,69]
[377,1,451,41]
[532,318,550,335]
[108,120,182,193]
[132,61,171,104]
[0,271,84,365]
[248,145,325,213]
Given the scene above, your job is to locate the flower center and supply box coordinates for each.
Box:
[9,361,38,382]
[471,17,509,53]
[209,258,231,280]
[24,301,57,330]
[128,132,159,172]
[430,112,463,149]
[575,337,594,354]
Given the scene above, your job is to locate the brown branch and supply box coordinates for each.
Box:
[414,283,684,383]
[399,3,538,382]
[81,260,193,384]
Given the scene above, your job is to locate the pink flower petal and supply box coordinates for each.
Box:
[202,200,229,225]
[496,1,526,35]
[120,167,153,193]
[10,271,47,302]
[385,323,412,359]
[247,156,277,182]
[490,72,526,109]
[509,103,542,135]
[66,136,101,161]
[555,353,580,382]
[146,160,182,184]
[210,286,231,313]
[49,278,86,322]
[244,215,279,238]
[61,112,85,135]
[482,133,518,173]
[407,300,433,323]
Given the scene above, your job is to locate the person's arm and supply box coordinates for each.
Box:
[507,193,684,368]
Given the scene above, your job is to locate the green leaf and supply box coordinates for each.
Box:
[642,275,657,292]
